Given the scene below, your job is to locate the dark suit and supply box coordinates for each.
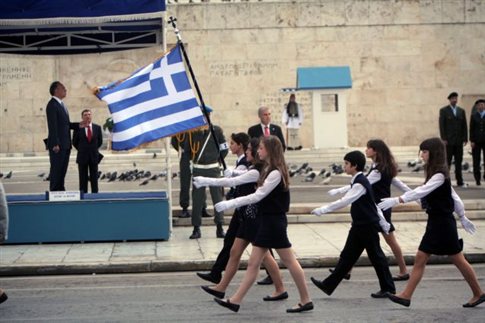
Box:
[73,124,103,193]
[470,111,485,184]
[439,105,467,186]
[46,98,78,191]
[247,123,286,151]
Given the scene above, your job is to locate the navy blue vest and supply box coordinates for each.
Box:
[233,156,254,198]
[350,173,380,226]
[367,166,392,203]
[422,175,454,216]
[259,171,290,215]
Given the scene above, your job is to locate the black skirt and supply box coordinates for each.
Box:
[418,212,463,255]
[253,212,291,249]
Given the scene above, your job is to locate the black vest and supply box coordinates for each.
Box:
[350,173,380,226]
[421,175,454,216]
[367,166,392,203]
[259,171,290,215]
[233,156,253,198]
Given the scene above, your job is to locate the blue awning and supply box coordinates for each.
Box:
[297,66,352,90]
[0,0,166,54]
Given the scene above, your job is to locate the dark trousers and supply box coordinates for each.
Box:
[321,224,395,295]
[179,153,191,209]
[192,167,224,227]
[211,211,240,275]
[78,161,99,193]
[446,144,464,185]
[472,142,485,183]
[49,149,70,191]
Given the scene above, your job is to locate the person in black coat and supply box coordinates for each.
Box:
[45,81,81,191]
[439,92,468,187]
[73,109,103,193]
[247,106,286,151]
[469,99,485,186]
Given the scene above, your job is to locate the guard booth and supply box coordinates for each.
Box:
[297,66,352,148]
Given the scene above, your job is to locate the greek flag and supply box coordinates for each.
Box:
[96,44,206,150]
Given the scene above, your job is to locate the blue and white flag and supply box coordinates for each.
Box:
[96,44,206,150]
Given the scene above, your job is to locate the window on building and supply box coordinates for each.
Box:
[321,94,339,112]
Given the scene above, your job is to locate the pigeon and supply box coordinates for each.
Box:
[4,171,12,179]
[304,172,316,182]
[318,168,326,176]
[108,171,118,182]
[37,172,46,178]
[133,162,137,167]
[172,172,178,179]
[150,174,158,181]
[144,171,152,178]
[152,152,157,159]
[296,162,309,173]
[412,165,423,172]
[407,159,418,168]
[100,173,106,180]
[462,162,469,171]
[139,179,150,186]
[43,173,50,181]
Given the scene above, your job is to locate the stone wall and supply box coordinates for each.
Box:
[1,0,484,153]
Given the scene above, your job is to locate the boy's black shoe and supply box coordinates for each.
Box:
[196,272,221,284]
[180,209,191,218]
[216,224,225,238]
[310,277,332,296]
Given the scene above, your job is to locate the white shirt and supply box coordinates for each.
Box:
[226,169,281,209]
[319,172,366,214]
[400,173,465,217]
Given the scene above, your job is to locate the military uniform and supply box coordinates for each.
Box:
[185,125,228,238]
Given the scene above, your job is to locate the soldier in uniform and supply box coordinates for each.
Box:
[185,106,228,239]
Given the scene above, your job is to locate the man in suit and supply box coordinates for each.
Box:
[73,109,103,193]
[439,92,468,187]
[45,81,80,191]
[247,106,286,151]
[470,99,485,186]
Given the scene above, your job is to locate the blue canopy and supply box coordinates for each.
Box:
[0,0,166,54]
[297,66,352,90]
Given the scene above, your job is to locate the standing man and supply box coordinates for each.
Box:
[470,99,485,186]
[248,106,286,151]
[185,106,228,239]
[73,109,103,193]
[45,81,80,191]
[439,92,468,187]
[282,93,304,150]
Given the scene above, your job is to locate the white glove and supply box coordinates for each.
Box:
[311,207,327,216]
[378,197,400,211]
[379,219,391,235]
[215,200,236,212]
[327,188,340,196]
[223,169,233,178]
[460,215,476,235]
[193,176,210,188]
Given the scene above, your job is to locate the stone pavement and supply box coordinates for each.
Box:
[1,219,484,276]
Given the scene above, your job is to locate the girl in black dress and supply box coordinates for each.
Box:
[378,137,485,308]
[212,135,313,313]
[194,138,287,301]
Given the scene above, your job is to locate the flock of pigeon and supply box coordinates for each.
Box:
[287,162,343,184]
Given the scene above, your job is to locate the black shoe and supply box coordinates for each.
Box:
[180,209,191,218]
[392,273,410,281]
[189,227,201,239]
[197,272,221,284]
[287,147,294,151]
[214,298,240,312]
[463,293,485,308]
[286,301,314,313]
[257,275,273,285]
[476,181,481,186]
[295,146,303,150]
[0,292,7,304]
[310,277,332,296]
[263,291,288,301]
[216,225,225,238]
[329,268,351,280]
[201,285,225,299]
[387,293,411,307]
[202,208,213,218]
[371,290,394,298]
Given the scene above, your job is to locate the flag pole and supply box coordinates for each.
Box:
[167,16,227,170]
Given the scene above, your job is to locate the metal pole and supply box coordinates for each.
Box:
[167,16,227,170]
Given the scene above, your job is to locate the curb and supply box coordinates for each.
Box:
[2,253,484,277]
